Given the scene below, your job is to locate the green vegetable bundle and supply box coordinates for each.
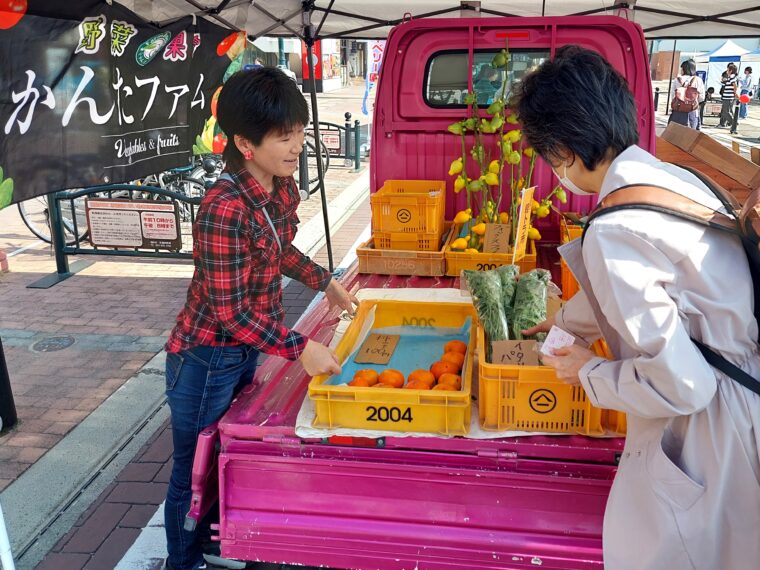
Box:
[512,269,551,340]
[463,270,509,359]
[494,265,519,324]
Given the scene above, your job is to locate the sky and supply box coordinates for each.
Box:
[652,38,760,56]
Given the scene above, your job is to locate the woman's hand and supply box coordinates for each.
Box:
[521,315,555,338]
[299,339,342,376]
[542,345,596,385]
[325,278,359,315]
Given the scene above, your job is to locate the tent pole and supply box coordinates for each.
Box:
[304,29,334,272]
[665,39,677,116]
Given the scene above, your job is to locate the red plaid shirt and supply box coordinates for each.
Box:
[165,168,332,360]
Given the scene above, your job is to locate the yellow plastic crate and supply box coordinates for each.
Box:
[370,180,446,235]
[444,224,537,276]
[373,230,444,252]
[560,216,583,300]
[308,299,476,435]
[476,326,606,435]
[356,239,445,276]
[604,410,628,435]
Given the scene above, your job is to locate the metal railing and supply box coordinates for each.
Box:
[57,184,199,260]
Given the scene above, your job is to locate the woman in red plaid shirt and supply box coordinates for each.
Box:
[162,68,357,570]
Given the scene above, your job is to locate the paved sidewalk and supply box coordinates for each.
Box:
[29,198,371,570]
[0,161,367,492]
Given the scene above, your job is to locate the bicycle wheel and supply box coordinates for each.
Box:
[304,136,330,195]
[17,195,89,245]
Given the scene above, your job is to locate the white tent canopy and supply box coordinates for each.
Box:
[742,48,760,63]
[699,39,749,61]
[117,1,760,40]
[691,40,750,91]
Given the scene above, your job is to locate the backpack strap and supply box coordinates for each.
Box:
[581,181,760,396]
[581,183,737,245]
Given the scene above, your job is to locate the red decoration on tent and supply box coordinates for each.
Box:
[0,0,27,30]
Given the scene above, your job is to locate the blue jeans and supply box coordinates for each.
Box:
[740,89,750,119]
[164,345,259,570]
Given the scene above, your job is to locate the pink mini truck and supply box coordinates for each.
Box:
[187,15,657,569]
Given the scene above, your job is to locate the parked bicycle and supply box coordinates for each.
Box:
[17,132,330,243]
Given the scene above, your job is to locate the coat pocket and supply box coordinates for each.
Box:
[647,436,705,511]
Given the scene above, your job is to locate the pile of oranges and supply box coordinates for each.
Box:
[347,339,467,391]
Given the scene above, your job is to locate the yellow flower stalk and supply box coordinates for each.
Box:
[448,158,463,176]
[451,237,469,250]
[504,129,521,143]
[453,210,471,224]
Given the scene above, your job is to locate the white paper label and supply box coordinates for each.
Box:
[540,326,576,356]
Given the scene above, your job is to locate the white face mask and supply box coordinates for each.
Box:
[553,163,593,196]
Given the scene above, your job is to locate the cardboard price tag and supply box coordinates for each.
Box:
[490,340,539,366]
[512,186,536,264]
[354,334,400,365]
[483,223,511,253]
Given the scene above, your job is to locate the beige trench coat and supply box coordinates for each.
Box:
[556,145,760,569]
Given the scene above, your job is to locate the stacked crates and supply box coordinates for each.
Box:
[357,180,448,276]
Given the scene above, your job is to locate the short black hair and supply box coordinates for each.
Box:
[216,67,308,167]
[746,66,753,74]
[510,45,639,170]
[681,59,696,76]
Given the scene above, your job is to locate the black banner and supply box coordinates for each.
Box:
[0,0,236,208]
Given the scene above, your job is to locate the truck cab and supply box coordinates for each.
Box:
[372,16,655,232]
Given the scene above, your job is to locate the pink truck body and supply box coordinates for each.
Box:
[189,15,659,568]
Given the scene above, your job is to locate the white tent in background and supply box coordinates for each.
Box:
[699,40,749,91]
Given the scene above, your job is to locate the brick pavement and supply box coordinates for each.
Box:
[33,197,371,570]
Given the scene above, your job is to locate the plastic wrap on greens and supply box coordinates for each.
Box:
[494,265,519,325]
[512,269,551,340]
[464,270,509,352]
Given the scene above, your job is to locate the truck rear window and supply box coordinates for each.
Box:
[425,49,550,108]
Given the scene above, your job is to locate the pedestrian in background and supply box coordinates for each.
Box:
[669,59,705,130]
[718,63,738,128]
[739,66,753,119]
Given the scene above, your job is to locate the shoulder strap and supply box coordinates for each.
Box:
[694,340,760,396]
[582,180,760,396]
[581,183,737,245]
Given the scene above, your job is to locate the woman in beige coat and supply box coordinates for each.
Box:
[514,46,760,569]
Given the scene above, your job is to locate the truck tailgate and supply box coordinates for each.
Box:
[211,267,622,569]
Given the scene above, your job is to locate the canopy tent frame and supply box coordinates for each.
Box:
[135,2,760,40]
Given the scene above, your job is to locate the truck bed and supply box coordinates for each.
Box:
[202,265,624,570]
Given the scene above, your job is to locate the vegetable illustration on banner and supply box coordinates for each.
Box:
[0,1,229,209]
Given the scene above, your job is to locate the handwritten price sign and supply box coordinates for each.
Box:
[512,186,536,264]
[354,333,400,365]
[491,339,539,366]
